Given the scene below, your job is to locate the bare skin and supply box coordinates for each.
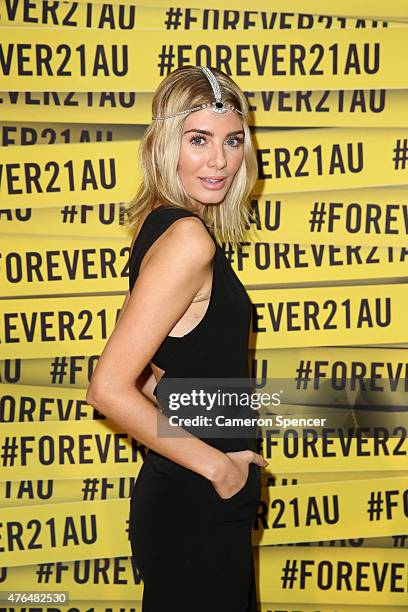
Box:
[86,109,267,499]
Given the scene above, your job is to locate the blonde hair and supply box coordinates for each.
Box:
[122,65,258,244]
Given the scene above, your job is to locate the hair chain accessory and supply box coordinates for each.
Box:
[152,66,245,121]
[199,66,223,107]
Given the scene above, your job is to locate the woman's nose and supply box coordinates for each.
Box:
[207,143,227,168]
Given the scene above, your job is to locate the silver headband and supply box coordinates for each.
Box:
[152,66,245,121]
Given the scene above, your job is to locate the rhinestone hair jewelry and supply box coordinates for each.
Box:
[152,66,245,121]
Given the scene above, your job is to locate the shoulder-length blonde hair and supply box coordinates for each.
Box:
[123,65,258,245]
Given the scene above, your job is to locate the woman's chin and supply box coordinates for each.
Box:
[193,191,228,206]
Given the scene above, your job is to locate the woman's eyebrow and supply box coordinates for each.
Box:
[183,128,244,137]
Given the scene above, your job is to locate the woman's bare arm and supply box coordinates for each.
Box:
[86,217,229,482]
[113,292,158,402]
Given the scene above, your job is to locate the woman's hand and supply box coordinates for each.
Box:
[210,449,268,499]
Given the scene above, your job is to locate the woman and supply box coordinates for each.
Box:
[86,65,268,611]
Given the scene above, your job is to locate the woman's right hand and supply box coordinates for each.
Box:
[210,449,268,500]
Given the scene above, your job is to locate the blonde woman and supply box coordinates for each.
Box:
[86,66,268,611]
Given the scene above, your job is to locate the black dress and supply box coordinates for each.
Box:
[128,205,261,612]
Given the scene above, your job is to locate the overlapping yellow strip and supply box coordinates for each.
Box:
[1,3,400,30]
[256,404,408,435]
[1,368,406,424]
[249,188,408,247]
[1,476,407,565]
[1,548,407,605]
[0,140,139,208]
[0,202,126,237]
[50,605,141,612]
[249,283,408,350]
[0,91,154,126]
[0,294,122,359]
[0,383,98,422]
[0,497,131,566]
[3,28,408,91]
[2,470,407,512]
[2,186,408,244]
[249,89,408,128]
[2,282,407,358]
[0,419,144,480]
[256,476,408,546]
[232,243,407,285]
[4,90,408,127]
[0,419,406,480]
[257,547,408,606]
[0,474,138,508]
[0,355,96,388]
[0,121,141,146]
[258,606,406,612]
[255,351,408,407]
[4,128,408,208]
[1,346,406,390]
[3,234,408,297]
[265,471,408,489]
[244,424,407,474]
[254,127,408,194]
[0,603,384,612]
[74,0,408,20]
[0,235,132,297]
[253,346,408,391]
[3,380,404,483]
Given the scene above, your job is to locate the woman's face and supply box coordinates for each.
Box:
[177,108,245,211]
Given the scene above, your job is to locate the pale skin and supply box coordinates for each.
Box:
[86,107,267,499]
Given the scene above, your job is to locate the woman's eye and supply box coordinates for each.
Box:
[189,135,243,147]
[190,136,205,146]
[226,137,243,148]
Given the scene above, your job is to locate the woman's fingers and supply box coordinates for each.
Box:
[226,449,269,469]
[250,451,269,467]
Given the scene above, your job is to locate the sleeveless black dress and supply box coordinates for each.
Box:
[128,205,261,612]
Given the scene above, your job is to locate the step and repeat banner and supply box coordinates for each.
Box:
[1,1,408,610]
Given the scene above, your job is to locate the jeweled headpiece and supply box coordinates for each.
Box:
[152,66,245,121]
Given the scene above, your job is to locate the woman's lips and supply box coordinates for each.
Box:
[199,177,227,190]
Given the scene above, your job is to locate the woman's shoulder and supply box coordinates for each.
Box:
[144,204,217,252]
[131,204,216,263]
[130,205,193,248]
[140,204,200,232]
[158,210,216,260]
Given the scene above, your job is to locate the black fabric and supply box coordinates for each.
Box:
[128,205,261,611]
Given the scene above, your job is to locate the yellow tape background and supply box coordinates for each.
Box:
[1,3,402,30]
[4,90,408,127]
[0,477,407,567]
[0,418,406,480]
[2,235,408,297]
[2,346,407,394]
[46,0,408,19]
[2,283,408,358]
[2,380,407,421]
[0,548,407,605]
[2,3,408,607]
[4,128,408,210]
[3,28,408,91]
[3,186,408,245]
